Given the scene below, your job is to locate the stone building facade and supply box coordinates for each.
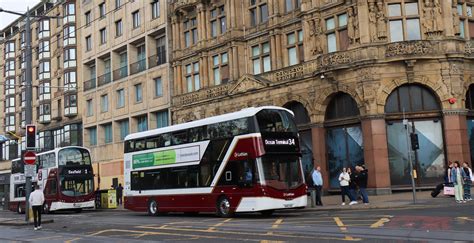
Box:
[170,0,474,193]
[79,0,170,189]
[0,0,82,162]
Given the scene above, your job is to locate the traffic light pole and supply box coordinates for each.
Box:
[24,8,33,222]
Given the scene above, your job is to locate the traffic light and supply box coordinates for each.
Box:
[410,133,419,151]
[26,124,36,149]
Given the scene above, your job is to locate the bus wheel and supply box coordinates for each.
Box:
[17,204,23,214]
[260,210,274,217]
[148,200,159,216]
[43,203,50,214]
[216,196,233,218]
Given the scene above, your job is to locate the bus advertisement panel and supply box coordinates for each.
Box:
[124,106,307,217]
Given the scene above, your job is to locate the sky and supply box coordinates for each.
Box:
[0,0,40,29]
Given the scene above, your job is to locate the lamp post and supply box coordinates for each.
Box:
[0,7,61,222]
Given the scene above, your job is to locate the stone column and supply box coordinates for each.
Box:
[357,0,370,44]
[443,110,471,163]
[361,117,391,195]
[311,125,329,189]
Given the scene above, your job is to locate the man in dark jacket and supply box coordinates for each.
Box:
[356,165,369,204]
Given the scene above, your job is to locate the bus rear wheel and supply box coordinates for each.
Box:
[43,203,50,214]
[216,196,233,218]
[148,200,159,216]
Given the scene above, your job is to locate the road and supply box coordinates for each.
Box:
[0,203,473,242]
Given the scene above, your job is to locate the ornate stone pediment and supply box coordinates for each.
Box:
[228,75,270,95]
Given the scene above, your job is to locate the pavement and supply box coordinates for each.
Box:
[0,190,452,226]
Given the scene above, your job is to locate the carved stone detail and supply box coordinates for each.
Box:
[347,6,360,45]
[308,17,324,55]
[228,75,270,95]
[385,41,434,57]
[423,0,444,37]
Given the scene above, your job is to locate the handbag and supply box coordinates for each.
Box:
[443,183,455,196]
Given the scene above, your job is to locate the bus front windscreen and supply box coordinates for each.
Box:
[261,155,303,190]
[58,148,92,166]
[256,109,298,134]
[60,177,94,197]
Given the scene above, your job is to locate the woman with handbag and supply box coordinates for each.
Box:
[451,161,467,203]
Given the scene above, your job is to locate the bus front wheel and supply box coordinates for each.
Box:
[148,200,159,216]
[216,196,233,218]
[17,204,23,214]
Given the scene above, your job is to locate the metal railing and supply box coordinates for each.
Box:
[113,66,128,81]
[129,59,146,75]
[97,72,112,87]
[83,78,96,92]
[148,52,166,69]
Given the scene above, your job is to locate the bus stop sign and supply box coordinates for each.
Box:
[24,151,36,165]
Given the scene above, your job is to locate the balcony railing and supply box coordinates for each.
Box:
[83,78,96,92]
[97,72,112,87]
[113,66,128,81]
[148,52,167,69]
[129,59,146,75]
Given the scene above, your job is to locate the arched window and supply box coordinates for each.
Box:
[325,92,359,120]
[284,101,310,126]
[385,84,440,113]
[466,84,474,110]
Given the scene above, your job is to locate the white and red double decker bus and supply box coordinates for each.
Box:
[9,146,95,213]
[124,106,307,217]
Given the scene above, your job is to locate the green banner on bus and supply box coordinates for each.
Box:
[132,150,177,169]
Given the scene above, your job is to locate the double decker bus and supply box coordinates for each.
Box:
[124,106,307,217]
[9,146,94,214]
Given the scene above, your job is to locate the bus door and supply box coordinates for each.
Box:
[44,178,57,203]
[217,159,258,196]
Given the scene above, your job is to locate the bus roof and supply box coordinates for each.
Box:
[125,106,293,141]
[35,146,91,156]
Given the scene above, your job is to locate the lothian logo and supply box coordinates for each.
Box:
[234,152,248,157]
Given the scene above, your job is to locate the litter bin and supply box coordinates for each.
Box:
[98,189,117,209]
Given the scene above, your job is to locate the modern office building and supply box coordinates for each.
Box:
[79,0,169,188]
[0,0,81,161]
[169,0,474,193]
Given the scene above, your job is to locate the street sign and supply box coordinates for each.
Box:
[24,151,36,165]
[25,164,36,178]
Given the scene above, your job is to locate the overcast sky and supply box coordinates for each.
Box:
[0,0,40,29]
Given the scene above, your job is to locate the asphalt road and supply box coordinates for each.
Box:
[0,203,473,242]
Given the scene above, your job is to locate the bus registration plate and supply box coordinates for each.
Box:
[283,203,293,208]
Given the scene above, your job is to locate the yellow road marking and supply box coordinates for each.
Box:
[271,218,283,229]
[457,217,474,222]
[334,217,347,232]
[370,218,391,228]
[206,218,232,232]
[333,217,361,241]
[260,240,286,243]
[137,224,358,241]
[64,237,81,243]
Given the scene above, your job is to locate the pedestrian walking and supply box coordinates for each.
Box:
[312,166,323,206]
[356,165,369,205]
[462,162,472,201]
[348,167,358,205]
[338,167,352,205]
[29,184,45,231]
[116,183,124,205]
[451,161,466,203]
